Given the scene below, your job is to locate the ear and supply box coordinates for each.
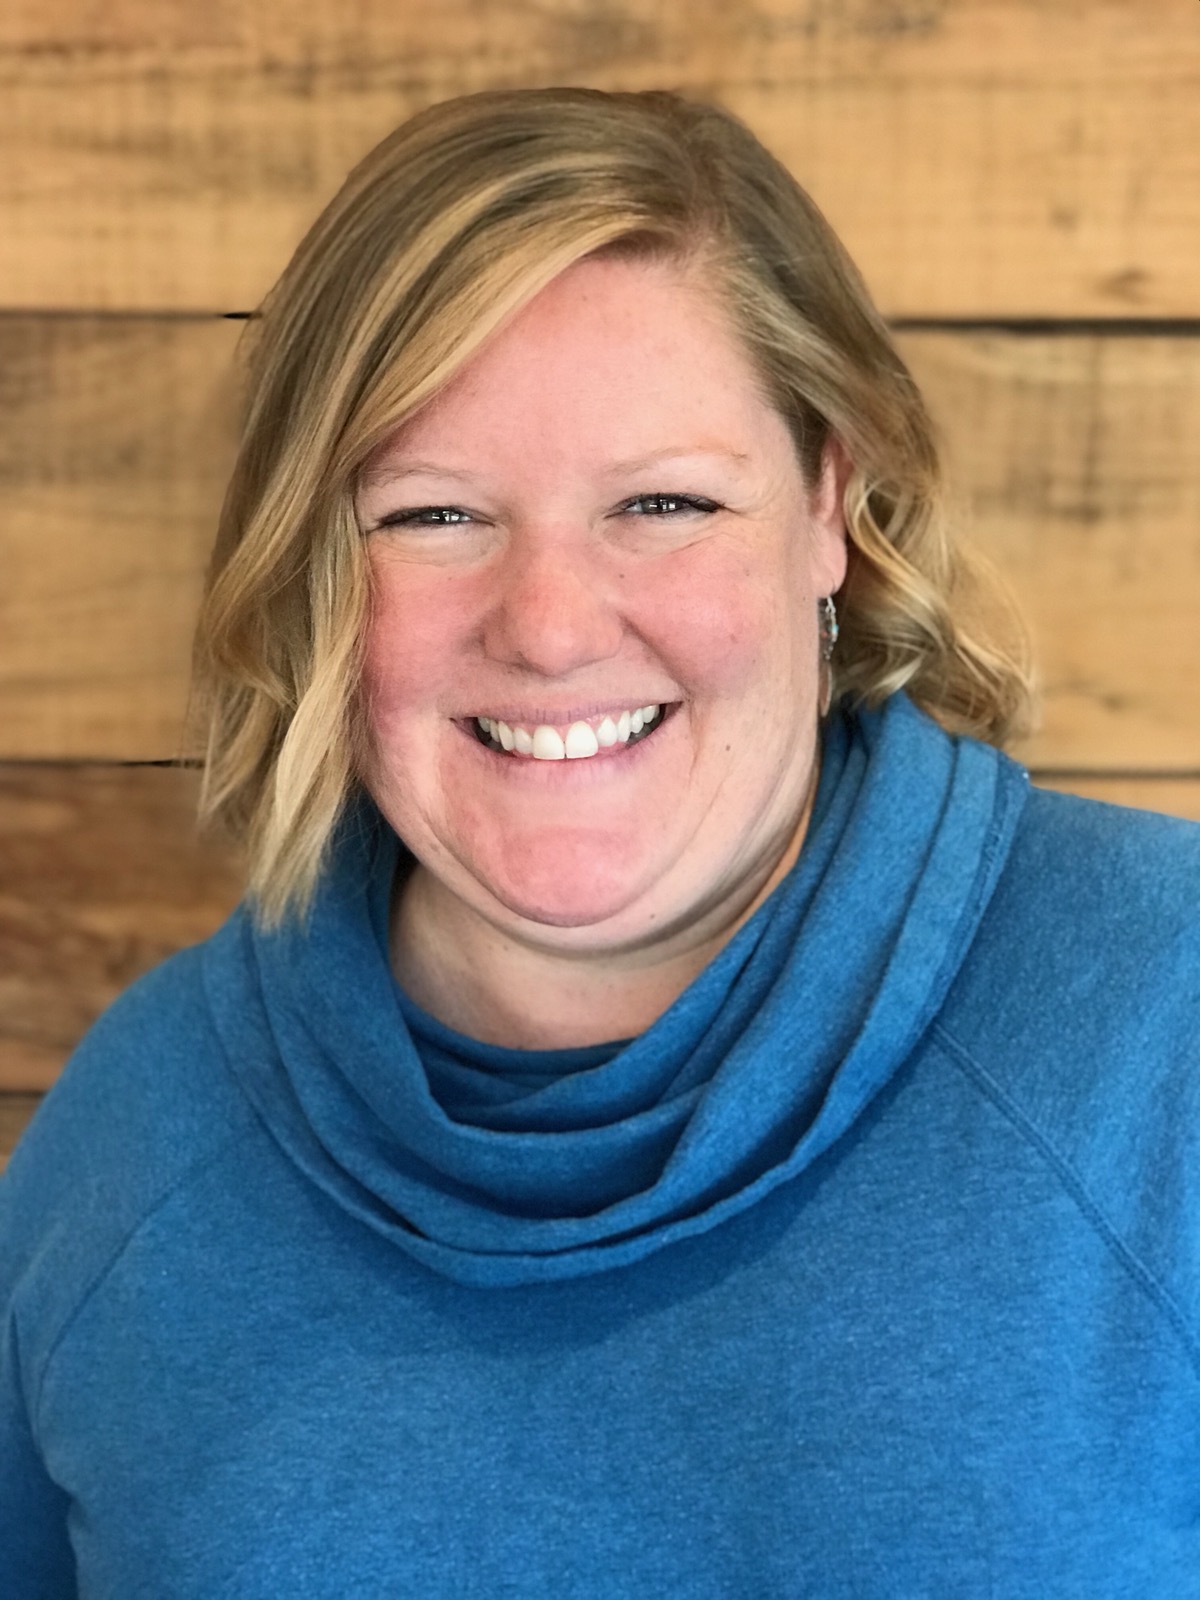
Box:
[808,435,852,597]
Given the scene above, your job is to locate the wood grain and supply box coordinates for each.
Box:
[0,0,1197,315]
[0,316,241,758]
[0,764,242,1091]
[2,318,1197,766]
[903,332,1200,770]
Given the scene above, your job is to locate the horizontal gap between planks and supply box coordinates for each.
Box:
[1029,768,1200,782]
[0,306,239,323]
[2,309,1200,336]
[0,758,204,769]
[890,317,1200,337]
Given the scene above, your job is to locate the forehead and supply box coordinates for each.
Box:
[361,253,789,477]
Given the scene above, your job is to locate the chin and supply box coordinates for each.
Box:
[467,842,662,936]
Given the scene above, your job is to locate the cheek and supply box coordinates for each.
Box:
[644,546,810,695]
[360,561,473,726]
[360,620,417,729]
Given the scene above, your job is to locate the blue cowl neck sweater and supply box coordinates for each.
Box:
[4,692,1200,1597]
[212,690,1023,1287]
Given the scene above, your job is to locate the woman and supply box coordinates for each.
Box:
[3,87,1199,1597]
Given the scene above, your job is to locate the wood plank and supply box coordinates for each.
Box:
[4,318,1199,766]
[0,317,241,758]
[902,333,1200,770]
[0,0,1197,315]
[0,764,242,1091]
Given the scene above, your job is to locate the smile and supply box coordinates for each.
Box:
[473,705,665,761]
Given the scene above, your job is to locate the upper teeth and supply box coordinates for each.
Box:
[476,706,663,760]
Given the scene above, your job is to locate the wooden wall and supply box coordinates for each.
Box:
[3,0,1199,1161]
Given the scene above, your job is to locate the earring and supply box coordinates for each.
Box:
[818,596,839,719]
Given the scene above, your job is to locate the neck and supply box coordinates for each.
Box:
[388,774,819,1051]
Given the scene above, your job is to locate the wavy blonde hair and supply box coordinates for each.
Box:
[193,85,1035,926]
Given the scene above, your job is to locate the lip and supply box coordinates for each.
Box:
[463,699,678,727]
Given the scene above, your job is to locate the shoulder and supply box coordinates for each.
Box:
[945,782,1200,1046]
[0,926,260,1379]
[936,783,1200,1335]
[1008,778,1200,903]
[6,928,258,1206]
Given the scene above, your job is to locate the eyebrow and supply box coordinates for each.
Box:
[604,447,753,477]
[358,460,485,491]
[358,447,752,492]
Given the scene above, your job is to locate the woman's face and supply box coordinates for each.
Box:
[356,254,847,955]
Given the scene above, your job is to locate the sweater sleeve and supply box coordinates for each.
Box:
[0,1314,76,1597]
[0,944,249,1599]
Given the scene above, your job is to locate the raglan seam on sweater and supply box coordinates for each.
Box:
[930,1020,1200,1387]
[31,1119,263,1432]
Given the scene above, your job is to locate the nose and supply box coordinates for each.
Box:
[481,533,624,678]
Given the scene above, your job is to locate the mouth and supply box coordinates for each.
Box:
[468,703,670,761]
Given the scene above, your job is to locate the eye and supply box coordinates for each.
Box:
[372,505,475,531]
[618,493,721,517]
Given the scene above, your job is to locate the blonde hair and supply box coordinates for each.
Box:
[193,85,1035,926]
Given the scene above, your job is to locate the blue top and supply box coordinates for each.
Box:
[3,693,1200,1596]
[394,983,630,1104]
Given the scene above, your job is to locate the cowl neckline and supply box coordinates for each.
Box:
[204,694,1028,1286]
